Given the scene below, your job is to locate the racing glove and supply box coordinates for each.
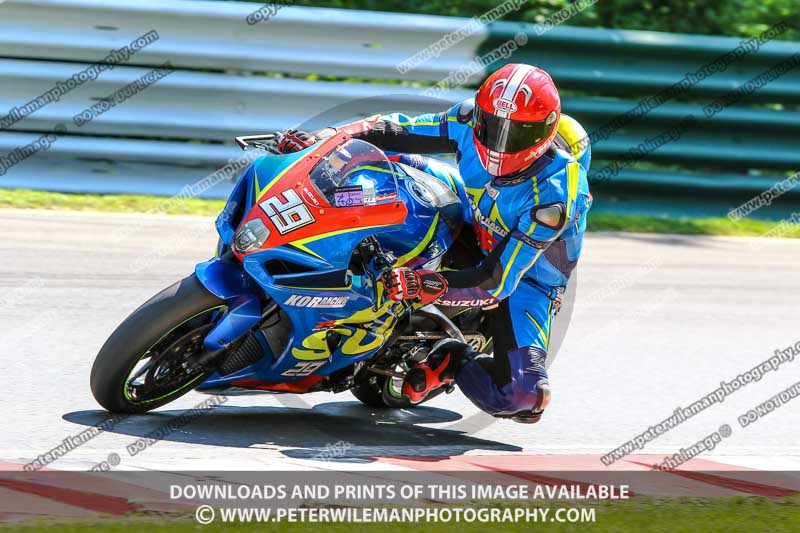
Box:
[382,267,447,305]
[276,129,317,153]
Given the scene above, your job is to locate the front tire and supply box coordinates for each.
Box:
[90,274,225,414]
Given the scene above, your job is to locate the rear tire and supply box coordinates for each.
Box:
[90,274,225,414]
[350,380,391,408]
[351,373,446,409]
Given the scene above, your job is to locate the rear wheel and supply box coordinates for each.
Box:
[350,379,391,408]
[351,364,447,409]
[90,275,226,414]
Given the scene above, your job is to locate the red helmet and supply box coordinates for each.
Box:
[473,63,561,176]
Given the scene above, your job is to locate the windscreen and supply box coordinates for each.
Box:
[309,139,399,207]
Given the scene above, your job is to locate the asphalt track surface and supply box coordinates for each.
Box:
[1,209,799,476]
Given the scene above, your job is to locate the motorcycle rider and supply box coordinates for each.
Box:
[276,63,592,424]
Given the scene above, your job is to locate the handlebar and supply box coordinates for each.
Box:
[234,133,282,154]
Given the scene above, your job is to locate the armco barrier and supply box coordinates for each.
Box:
[0,0,797,218]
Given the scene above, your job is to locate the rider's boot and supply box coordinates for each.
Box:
[402,339,477,403]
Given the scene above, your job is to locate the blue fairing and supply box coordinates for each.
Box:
[194,141,467,391]
[195,258,262,351]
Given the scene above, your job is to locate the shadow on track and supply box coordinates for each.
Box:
[63,400,520,462]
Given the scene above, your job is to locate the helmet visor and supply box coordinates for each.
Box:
[474,106,556,154]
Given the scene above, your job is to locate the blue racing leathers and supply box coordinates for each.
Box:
[353,98,592,418]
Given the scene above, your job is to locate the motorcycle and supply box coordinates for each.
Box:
[91,126,491,414]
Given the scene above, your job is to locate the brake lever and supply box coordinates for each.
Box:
[257,143,282,154]
[366,268,380,311]
[358,237,395,311]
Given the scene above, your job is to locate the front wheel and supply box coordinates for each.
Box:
[90,274,226,414]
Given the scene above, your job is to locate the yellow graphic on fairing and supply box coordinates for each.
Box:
[291,225,393,261]
[290,284,414,360]
[252,155,305,200]
[394,213,439,267]
[292,327,352,360]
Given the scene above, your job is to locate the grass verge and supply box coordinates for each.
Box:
[2,495,799,532]
[586,212,800,238]
[0,188,225,217]
[1,188,798,238]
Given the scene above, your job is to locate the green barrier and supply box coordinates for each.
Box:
[474,22,800,219]
[483,23,800,101]
[590,169,800,219]
[565,98,800,170]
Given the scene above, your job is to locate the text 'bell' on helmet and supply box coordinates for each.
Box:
[473,63,561,177]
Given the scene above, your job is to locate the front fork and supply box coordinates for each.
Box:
[195,257,263,351]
